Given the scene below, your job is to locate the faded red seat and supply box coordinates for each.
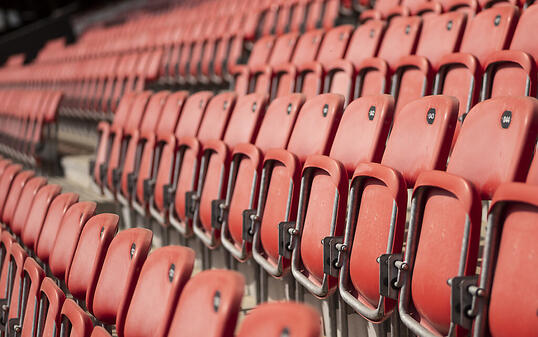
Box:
[59,299,93,337]
[10,176,47,235]
[16,258,45,337]
[35,277,66,337]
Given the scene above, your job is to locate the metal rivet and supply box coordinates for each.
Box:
[100,226,105,238]
[252,101,257,112]
[494,15,501,26]
[369,29,375,38]
[168,264,175,282]
[405,25,411,35]
[368,106,376,121]
[213,291,221,312]
[501,110,512,129]
[130,243,136,259]
[427,108,436,125]
[280,327,290,337]
[447,20,453,31]
[223,100,228,110]
[287,103,292,115]
[322,104,329,117]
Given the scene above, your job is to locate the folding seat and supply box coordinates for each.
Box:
[271,29,325,99]
[231,35,276,95]
[354,16,421,100]
[33,277,65,337]
[15,258,45,337]
[59,299,93,337]
[91,55,119,114]
[148,91,213,227]
[360,0,406,20]
[236,302,321,337]
[482,5,538,100]
[10,176,47,236]
[0,242,27,331]
[295,25,353,101]
[35,192,79,266]
[219,94,305,261]
[87,228,152,334]
[391,11,467,115]
[91,92,137,189]
[66,214,119,301]
[102,91,152,197]
[250,94,344,280]
[105,53,140,114]
[440,0,478,16]
[304,0,340,31]
[397,96,538,336]
[161,92,235,238]
[434,5,518,142]
[21,184,62,251]
[190,93,268,249]
[166,270,245,337]
[115,91,171,207]
[470,183,537,337]
[479,0,526,8]
[48,201,96,282]
[1,170,35,228]
[122,246,195,337]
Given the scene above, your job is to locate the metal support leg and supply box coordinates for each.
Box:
[338,296,348,337]
[321,293,338,337]
[258,265,267,304]
[201,243,212,270]
[285,273,296,301]
[390,307,400,337]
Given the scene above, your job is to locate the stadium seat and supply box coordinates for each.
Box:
[10,176,47,236]
[90,326,112,337]
[59,299,93,337]
[122,246,195,337]
[166,270,245,337]
[398,96,538,336]
[237,302,321,337]
[35,277,66,337]
[17,258,45,337]
[220,94,305,261]
[66,214,119,300]
[88,228,152,334]
[0,242,27,333]
[1,170,35,228]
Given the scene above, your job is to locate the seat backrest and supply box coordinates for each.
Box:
[2,170,35,226]
[21,184,61,250]
[88,228,152,327]
[0,164,21,215]
[459,5,518,63]
[447,96,538,199]
[123,91,153,135]
[247,35,276,68]
[344,19,385,67]
[268,33,299,66]
[330,95,395,176]
[37,277,66,337]
[222,93,268,148]
[286,93,345,164]
[173,91,213,140]
[20,258,45,337]
[377,16,422,69]
[196,92,237,143]
[381,95,459,187]
[35,192,79,264]
[236,302,321,337]
[290,29,325,65]
[48,201,96,281]
[155,91,189,142]
[254,94,305,154]
[415,11,467,69]
[508,4,538,60]
[11,176,47,235]
[167,270,245,337]
[315,25,353,65]
[60,299,93,337]
[5,243,27,327]
[137,91,170,138]
[67,214,119,300]
[110,92,138,131]
[122,246,195,337]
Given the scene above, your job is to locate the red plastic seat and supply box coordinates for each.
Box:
[1,170,35,227]
[231,36,276,95]
[191,93,268,249]
[399,96,538,336]
[237,302,321,337]
[123,246,195,337]
[34,277,66,337]
[167,270,245,337]
[10,176,47,235]
[1,242,27,333]
[66,214,119,300]
[88,228,152,333]
[59,299,93,337]
[48,201,96,282]
[18,258,45,337]
[252,94,344,278]
[90,326,112,337]
[35,192,79,265]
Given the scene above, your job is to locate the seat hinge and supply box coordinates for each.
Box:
[211,199,227,230]
[450,275,483,330]
[242,209,259,243]
[322,236,346,277]
[378,253,407,300]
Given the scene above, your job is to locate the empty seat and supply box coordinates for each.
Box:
[237,302,321,337]
[398,96,538,336]
[59,299,93,337]
[167,270,245,337]
[17,258,45,337]
[1,242,27,332]
[1,170,35,227]
[10,176,47,236]
[35,277,66,337]
[252,94,344,278]
[67,214,119,300]
[231,36,276,95]
[122,246,195,337]
[90,326,112,337]
[35,192,79,265]
[88,228,152,332]
[220,94,305,261]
